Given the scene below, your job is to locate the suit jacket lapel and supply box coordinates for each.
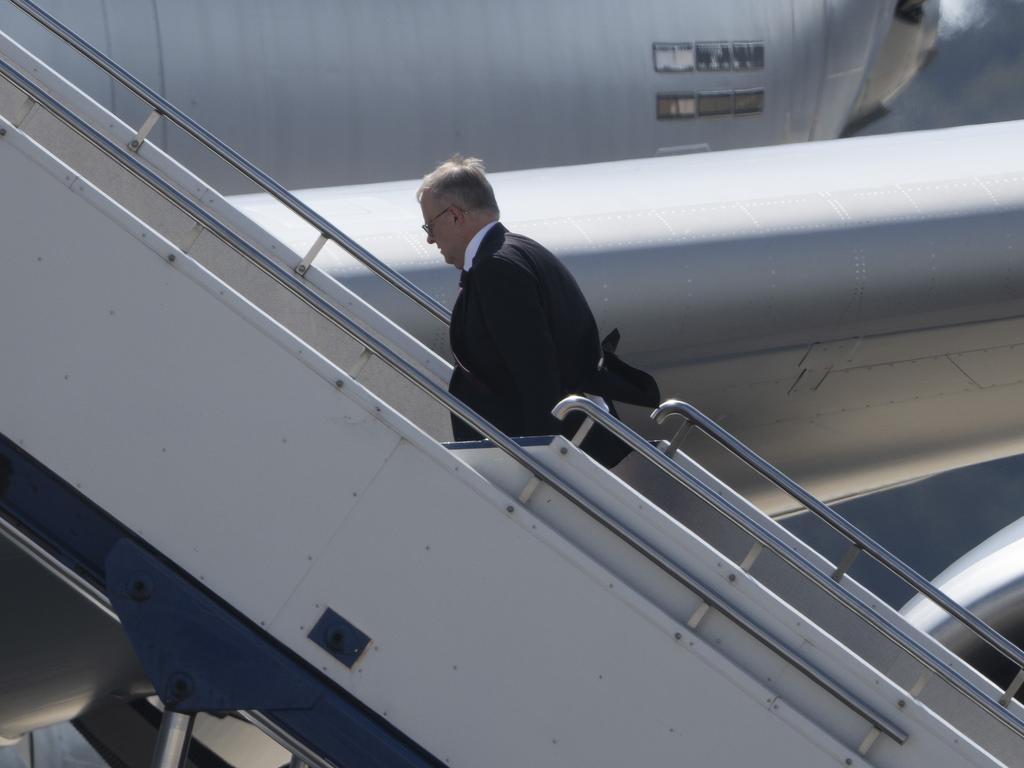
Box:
[450,222,506,376]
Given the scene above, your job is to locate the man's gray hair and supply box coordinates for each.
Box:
[417,154,500,215]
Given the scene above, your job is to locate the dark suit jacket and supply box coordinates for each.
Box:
[449,223,601,442]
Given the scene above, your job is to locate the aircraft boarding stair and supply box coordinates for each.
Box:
[2,2,1024,766]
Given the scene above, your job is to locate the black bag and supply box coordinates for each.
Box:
[575,329,661,468]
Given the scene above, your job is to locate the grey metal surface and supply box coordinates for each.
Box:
[0,513,115,621]
[551,394,1024,745]
[150,712,194,768]
[240,714,337,768]
[0,0,937,191]
[0,530,149,742]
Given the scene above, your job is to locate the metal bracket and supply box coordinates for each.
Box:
[105,539,321,712]
[518,476,541,504]
[12,95,36,127]
[129,109,162,151]
[740,542,763,572]
[831,543,861,582]
[349,347,372,378]
[857,726,881,756]
[296,233,329,276]
[308,608,371,669]
[909,670,932,698]
[687,601,710,629]
[571,417,594,447]
[663,419,694,456]
[1000,668,1024,706]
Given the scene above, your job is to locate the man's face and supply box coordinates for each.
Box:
[420,191,466,270]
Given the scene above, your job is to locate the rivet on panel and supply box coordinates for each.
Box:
[167,253,176,262]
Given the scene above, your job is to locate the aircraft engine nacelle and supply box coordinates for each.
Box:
[902,515,1024,699]
[0,0,936,192]
[844,0,941,134]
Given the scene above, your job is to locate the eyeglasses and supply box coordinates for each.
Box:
[421,206,453,236]
[421,206,471,236]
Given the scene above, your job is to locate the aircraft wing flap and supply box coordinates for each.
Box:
[950,345,1024,389]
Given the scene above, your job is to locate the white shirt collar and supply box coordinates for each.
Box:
[463,220,500,272]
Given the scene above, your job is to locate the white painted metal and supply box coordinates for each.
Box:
[0,105,1008,766]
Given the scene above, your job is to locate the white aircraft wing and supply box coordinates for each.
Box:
[231,119,1024,514]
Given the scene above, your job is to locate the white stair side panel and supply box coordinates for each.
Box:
[268,439,879,768]
[0,121,398,625]
[454,441,1010,768]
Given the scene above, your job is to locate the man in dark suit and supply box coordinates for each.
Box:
[418,156,657,464]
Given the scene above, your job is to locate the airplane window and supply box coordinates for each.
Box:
[653,43,695,72]
[696,43,732,71]
[732,42,765,70]
[657,93,697,119]
[697,91,733,116]
[734,89,765,115]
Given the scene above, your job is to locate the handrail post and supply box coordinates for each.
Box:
[129,108,162,151]
[663,417,693,456]
[296,234,329,276]
[1001,669,1024,707]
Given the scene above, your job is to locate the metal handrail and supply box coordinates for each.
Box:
[551,395,1024,742]
[5,0,452,326]
[652,399,1024,705]
[0,49,909,749]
